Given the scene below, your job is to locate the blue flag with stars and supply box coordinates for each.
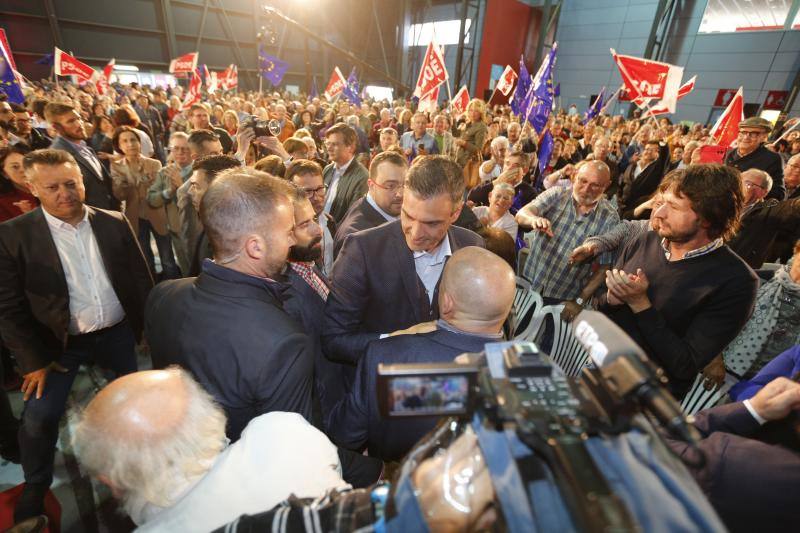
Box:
[0,45,24,104]
[583,86,606,124]
[524,43,558,134]
[310,76,319,98]
[537,130,554,176]
[342,67,361,106]
[258,45,289,86]
[510,57,530,116]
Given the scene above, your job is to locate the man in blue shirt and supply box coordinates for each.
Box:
[399,112,439,161]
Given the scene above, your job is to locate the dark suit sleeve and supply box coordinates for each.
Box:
[326,344,372,451]
[250,332,314,422]
[322,235,380,364]
[765,154,785,200]
[121,213,154,323]
[0,230,52,374]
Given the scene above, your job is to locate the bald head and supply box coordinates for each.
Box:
[438,247,515,333]
[72,369,227,514]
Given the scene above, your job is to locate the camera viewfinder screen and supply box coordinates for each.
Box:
[388,375,469,415]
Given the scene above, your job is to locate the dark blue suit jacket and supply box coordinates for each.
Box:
[322,220,483,366]
[327,328,494,462]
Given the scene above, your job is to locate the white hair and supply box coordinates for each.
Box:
[491,136,509,150]
[71,368,228,512]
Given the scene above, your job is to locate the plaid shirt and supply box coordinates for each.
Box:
[660,237,723,261]
[522,186,619,300]
[288,261,329,300]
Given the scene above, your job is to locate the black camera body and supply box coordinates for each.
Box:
[243,115,281,138]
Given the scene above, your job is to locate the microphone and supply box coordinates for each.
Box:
[572,310,701,443]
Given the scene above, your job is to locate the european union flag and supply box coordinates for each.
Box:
[524,43,558,134]
[510,57,530,116]
[342,67,361,106]
[258,45,289,86]
[0,47,24,104]
[583,86,606,124]
[310,76,319,98]
[537,130,554,176]
[35,53,54,66]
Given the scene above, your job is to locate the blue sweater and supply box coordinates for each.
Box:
[729,345,800,401]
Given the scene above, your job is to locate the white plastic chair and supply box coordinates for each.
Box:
[680,373,737,416]
[517,247,530,277]
[527,304,591,377]
[510,277,543,340]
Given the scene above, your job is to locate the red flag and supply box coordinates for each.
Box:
[418,86,440,114]
[54,48,95,82]
[495,65,518,97]
[709,86,743,149]
[611,49,683,113]
[95,58,115,95]
[413,39,448,99]
[181,69,202,111]
[169,52,199,74]
[324,67,347,101]
[0,29,17,71]
[226,64,238,90]
[451,85,470,116]
[648,75,697,116]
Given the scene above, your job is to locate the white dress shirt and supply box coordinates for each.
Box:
[413,235,452,304]
[323,157,354,216]
[365,193,397,222]
[43,208,125,335]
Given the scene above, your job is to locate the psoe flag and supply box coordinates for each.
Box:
[451,85,470,116]
[95,58,115,96]
[709,86,743,149]
[648,75,697,116]
[610,49,683,113]
[181,69,203,111]
[324,67,347,101]
[495,65,518,97]
[413,39,448,99]
[54,48,95,82]
[169,52,199,74]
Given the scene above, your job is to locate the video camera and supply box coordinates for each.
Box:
[242,115,282,138]
[376,310,715,533]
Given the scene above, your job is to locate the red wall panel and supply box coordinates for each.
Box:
[475,0,535,98]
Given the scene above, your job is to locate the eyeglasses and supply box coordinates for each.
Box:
[738,130,765,138]
[371,181,404,193]
[743,180,766,190]
[302,185,327,198]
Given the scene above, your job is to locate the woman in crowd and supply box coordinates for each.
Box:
[703,240,800,394]
[455,99,488,169]
[0,145,38,222]
[110,126,180,279]
[222,110,239,138]
[471,182,518,241]
[113,107,155,158]
[90,114,115,157]
[168,95,188,133]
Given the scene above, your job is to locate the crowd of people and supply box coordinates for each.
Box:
[0,76,799,531]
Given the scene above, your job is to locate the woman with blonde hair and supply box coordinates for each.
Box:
[221,110,239,137]
[455,99,489,189]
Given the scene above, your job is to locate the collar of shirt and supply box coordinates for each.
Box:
[64,137,91,153]
[335,157,354,175]
[201,258,285,299]
[569,193,602,216]
[365,193,397,222]
[436,319,504,339]
[42,205,88,231]
[412,233,452,263]
[660,237,724,261]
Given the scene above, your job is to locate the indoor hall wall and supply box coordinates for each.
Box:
[556,0,800,124]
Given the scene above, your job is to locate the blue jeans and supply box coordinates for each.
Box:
[19,321,137,486]
[138,218,181,280]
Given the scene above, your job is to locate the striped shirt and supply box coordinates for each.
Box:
[522,186,619,300]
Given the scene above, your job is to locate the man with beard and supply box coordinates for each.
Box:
[145,168,313,441]
[516,160,619,305]
[601,164,758,400]
[286,160,336,275]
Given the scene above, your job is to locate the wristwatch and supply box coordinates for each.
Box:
[575,297,585,306]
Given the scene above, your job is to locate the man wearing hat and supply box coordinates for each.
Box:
[725,117,785,200]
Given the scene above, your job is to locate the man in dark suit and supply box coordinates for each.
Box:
[333,150,407,258]
[322,123,369,224]
[617,140,670,219]
[145,168,313,441]
[45,103,119,211]
[666,377,800,532]
[725,117,785,201]
[323,156,484,369]
[0,149,152,522]
[767,153,800,262]
[327,246,515,461]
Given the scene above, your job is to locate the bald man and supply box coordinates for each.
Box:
[71,368,348,531]
[327,246,515,461]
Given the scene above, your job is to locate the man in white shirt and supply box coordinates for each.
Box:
[0,149,152,523]
[71,367,349,531]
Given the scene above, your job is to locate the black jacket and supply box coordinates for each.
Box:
[322,220,484,365]
[726,145,785,200]
[145,261,314,440]
[767,186,800,263]
[728,197,800,269]
[327,328,494,461]
[618,143,670,219]
[332,197,390,260]
[0,206,152,374]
